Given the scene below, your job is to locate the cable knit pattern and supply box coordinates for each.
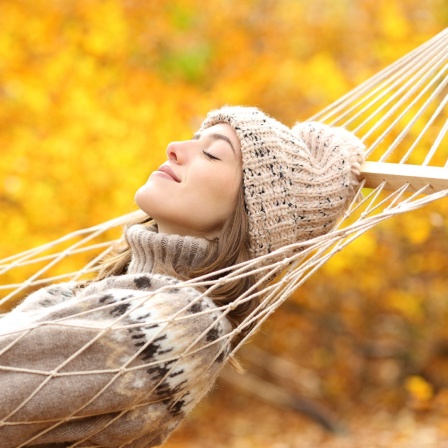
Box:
[200,106,365,262]
[0,226,231,447]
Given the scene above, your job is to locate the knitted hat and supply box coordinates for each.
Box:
[199,106,365,261]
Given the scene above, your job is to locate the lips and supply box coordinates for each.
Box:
[157,165,181,182]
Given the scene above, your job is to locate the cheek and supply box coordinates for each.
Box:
[202,169,241,210]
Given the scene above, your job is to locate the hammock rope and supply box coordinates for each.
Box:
[0,29,447,448]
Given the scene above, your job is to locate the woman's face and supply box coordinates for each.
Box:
[135,123,242,238]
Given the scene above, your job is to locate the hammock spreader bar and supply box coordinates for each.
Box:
[361,161,448,193]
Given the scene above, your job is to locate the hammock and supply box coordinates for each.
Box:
[0,28,447,447]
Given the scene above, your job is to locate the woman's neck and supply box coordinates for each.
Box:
[125,224,214,277]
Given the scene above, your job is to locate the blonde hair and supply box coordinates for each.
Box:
[94,188,258,348]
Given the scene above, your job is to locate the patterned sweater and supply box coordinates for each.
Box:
[0,225,232,447]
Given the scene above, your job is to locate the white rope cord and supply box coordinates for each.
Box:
[0,30,447,447]
[312,29,447,127]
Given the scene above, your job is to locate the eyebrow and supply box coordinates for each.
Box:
[193,132,236,154]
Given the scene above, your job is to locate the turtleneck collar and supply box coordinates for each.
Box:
[125,224,215,277]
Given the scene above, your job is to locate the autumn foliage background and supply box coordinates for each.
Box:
[1,0,448,446]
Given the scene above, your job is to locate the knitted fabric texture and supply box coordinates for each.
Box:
[199,106,365,261]
[126,224,213,276]
[0,226,231,447]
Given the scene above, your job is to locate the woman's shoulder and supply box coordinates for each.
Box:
[78,272,215,310]
[78,272,232,338]
[77,272,234,407]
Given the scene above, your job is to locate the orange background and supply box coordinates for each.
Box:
[1,1,447,445]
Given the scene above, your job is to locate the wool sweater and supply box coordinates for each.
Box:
[0,225,232,447]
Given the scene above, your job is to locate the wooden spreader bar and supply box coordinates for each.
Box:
[361,161,448,193]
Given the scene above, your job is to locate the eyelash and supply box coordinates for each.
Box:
[202,150,220,161]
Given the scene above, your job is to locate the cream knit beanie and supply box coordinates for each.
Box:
[199,106,365,261]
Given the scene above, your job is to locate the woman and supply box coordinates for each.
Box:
[0,106,364,447]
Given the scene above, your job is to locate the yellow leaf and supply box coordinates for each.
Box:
[405,375,433,402]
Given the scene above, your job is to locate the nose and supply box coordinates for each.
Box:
[166,140,192,163]
[166,142,179,162]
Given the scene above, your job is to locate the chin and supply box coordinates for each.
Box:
[134,190,153,216]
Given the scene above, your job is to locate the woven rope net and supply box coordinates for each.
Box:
[0,29,447,447]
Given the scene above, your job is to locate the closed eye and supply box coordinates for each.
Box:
[203,150,221,161]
